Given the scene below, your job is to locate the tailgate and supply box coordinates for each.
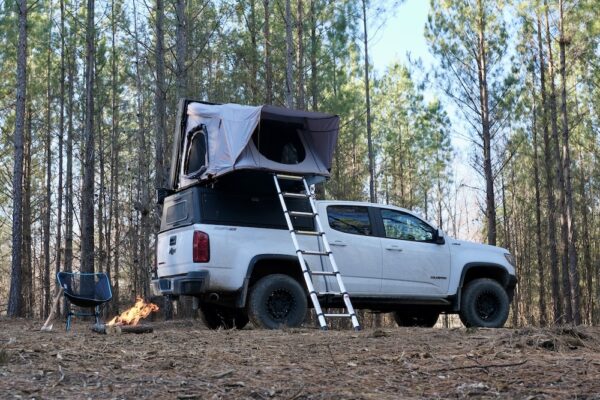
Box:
[156,226,196,276]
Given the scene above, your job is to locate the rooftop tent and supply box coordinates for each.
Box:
[169,100,340,191]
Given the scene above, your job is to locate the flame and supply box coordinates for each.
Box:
[107,297,159,326]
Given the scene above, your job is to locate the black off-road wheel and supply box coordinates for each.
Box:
[393,310,440,327]
[200,303,249,330]
[248,274,307,329]
[459,278,509,328]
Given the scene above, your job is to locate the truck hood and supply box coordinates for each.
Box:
[448,239,510,255]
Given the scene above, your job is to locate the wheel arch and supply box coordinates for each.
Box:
[453,262,515,311]
[236,254,305,308]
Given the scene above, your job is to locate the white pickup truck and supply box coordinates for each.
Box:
[151,172,517,329]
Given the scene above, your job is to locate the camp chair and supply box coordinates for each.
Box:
[56,272,112,331]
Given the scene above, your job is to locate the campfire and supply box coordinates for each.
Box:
[107,297,159,326]
[93,297,159,335]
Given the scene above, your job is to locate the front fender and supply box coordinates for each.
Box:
[452,262,516,312]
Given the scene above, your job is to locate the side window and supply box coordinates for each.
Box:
[380,209,434,242]
[165,200,188,224]
[327,205,372,236]
[184,124,208,176]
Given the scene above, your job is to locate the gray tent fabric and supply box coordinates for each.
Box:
[177,102,339,189]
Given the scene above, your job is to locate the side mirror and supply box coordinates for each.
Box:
[435,229,445,245]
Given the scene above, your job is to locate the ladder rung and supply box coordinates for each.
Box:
[318,291,342,296]
[276,174,304,181]
[324,313,352,318]
[288,211,315,218]
[311,271,337,276]
[282,192,309,198]
[294,230,322,236]
[300,250,330,256]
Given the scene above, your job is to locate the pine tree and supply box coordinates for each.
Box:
[8,0,28,317]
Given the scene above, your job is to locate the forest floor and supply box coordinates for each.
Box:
[1,318,600,399]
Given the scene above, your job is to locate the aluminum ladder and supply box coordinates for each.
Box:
[273,174,361,331]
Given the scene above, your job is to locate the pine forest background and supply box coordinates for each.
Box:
[1,0,599,327]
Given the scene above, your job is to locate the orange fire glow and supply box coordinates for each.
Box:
[107,297,159,326]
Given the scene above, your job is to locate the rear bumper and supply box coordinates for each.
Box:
[151,271,209,297]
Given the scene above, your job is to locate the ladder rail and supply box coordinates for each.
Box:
[301,178,361,330]
[274,174,361,331]
[273,175,327,329]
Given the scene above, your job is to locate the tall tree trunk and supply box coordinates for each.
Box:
[531,65,547,326]
[361,0,376,204]
[558,0,581,325]
[500,173,518,325]
[537,14,562,323]
[63,19,75,315]
[57,0,65,294]
[108,0,119,314]
[476,0,496,245]
[175,0,187,99]
[249,0,258,104]
[263,0,272,104]
[578,151,592,323]
[8,0,28,317]
[155,0,171,317]
[545,2,571,323]
[155,0,166,191]
[81,0,96,274]
[133,0,150,298]
[44,6,53,315]
[22,107,33,317]
[309,0,324,197]
[309,0,318,111]
[284,0,294,107]
[113,183,120,314]
[296,0,304,109]
[98,115,106,275]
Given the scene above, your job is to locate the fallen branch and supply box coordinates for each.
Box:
[91,324,154,334]
[41,287,64,332]
[212,369,235,379]
[431,359,527,373]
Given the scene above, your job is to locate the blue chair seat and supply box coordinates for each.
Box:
[57,272,113,331]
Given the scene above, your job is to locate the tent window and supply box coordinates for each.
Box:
[184,125,208,176]
[252,120,306,164]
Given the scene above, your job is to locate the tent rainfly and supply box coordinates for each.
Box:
[169,100,340,191]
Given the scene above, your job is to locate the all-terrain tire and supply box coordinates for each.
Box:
[459,278,509,328]
[248,274,307,329]
[200,303,249,330]
[393,310,440,327]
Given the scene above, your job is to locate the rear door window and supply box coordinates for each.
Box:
[327,205,373,236]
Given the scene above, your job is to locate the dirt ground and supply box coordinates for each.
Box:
[1,318,600,399]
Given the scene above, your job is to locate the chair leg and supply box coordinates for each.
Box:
[65,300,71,331]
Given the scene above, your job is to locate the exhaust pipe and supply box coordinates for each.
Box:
[208,293,220,302]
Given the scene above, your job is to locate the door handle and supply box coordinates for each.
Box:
[385,246,403,252]
[330,240,347,247]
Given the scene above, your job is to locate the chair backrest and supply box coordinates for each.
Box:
[57,272,112,302]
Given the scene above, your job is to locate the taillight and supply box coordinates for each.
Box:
[193,230,210,262]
